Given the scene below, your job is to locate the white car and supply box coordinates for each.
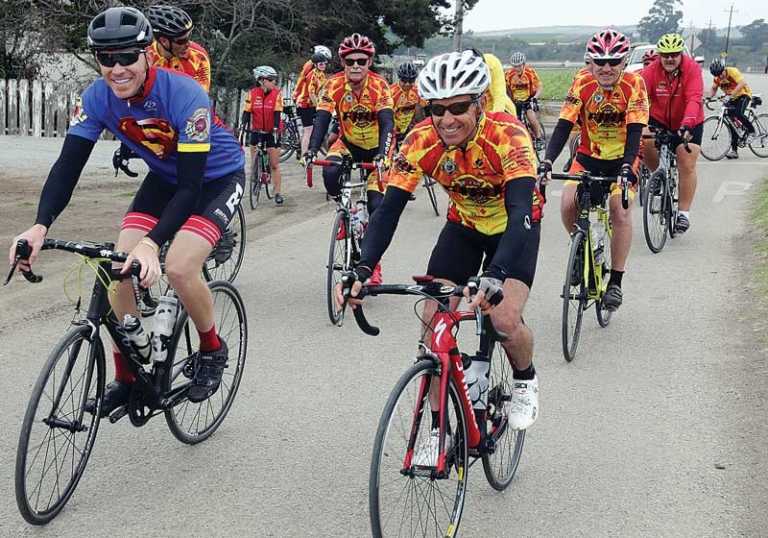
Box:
[625,43,704,73]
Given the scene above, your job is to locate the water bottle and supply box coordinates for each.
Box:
[356,200,368,227]
[463,354,490,410]
[152,294,178,364]
[591,221,606,265]
[122,314,152,364]
[349,205,360,234]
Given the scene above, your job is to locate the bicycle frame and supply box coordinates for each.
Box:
[573,188,611,301]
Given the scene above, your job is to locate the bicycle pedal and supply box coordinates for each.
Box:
[109,405,128,424]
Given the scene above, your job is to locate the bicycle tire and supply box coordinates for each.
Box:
[642,170,669,253]
[748,113,768,158]
[369,359,469,538]
[279,123,299,163]
[203,204,246,283]
[326,210,349,325]
[700,116,731,161]
[164,280,248,444]
[638,164,650,208]
[261,152,273,201]
[562,230,586,362]
[424,176,440,217]
[16,325,105,525]
[595,225,613,328]
[482,341,525,490]
[667,172,679,239]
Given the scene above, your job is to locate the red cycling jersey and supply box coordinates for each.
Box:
[243,86,284,132]
[640,54,704,130]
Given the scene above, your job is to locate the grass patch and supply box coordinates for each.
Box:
[752,177,768,293]
[538,68,577,101]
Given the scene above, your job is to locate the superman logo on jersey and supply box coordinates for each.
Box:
[118,117,178,159]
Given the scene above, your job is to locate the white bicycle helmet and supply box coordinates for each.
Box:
[313,45,332,62]
[253,65,278,80]
[417,50,490,100]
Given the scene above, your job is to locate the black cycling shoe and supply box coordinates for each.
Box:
[674,214,690,234]
[187,339,229,403]
[275,193,284,205]
[408,193,417,201]
[84,380,131,417]
[602,284,623,312]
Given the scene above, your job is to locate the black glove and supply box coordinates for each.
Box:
[475,275,504,306]
[530,97,540,112]
[677,125,693,142]
[302,149,317,166]
[112,143,138,178]
[619,163,636,185]
[372,153,387,167]
[353,265,373,284]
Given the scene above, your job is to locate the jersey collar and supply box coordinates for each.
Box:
[126,66,158,105]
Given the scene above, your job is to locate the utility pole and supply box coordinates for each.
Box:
[723,3,738,59]
[453,0,464,51]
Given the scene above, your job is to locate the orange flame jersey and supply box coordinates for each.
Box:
[391,82,426,136]
[388,112,541,235]
[147,41,211,93]
[560,70,649,161]
[308,69,327,107]
[713,67,752,99]
[292,61,315,108]
[504,65,542,102]
[317,72,394,151]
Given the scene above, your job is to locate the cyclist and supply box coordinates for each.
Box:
[9,7,245,414]
[293,45,333,157]
[708,58,755,159]
[476,51,517,116]
[391,61,426,144]
[642,48,658,68]
[505,52,545,149]
[303,33,394,286]
[340,50,542,440]
[539,29,649,311]
[641,33,703,234]
[242,65,286,205]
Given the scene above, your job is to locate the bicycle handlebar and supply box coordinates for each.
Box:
[641,128,692,154]
[547,172,631,209]
[305,159,377,189]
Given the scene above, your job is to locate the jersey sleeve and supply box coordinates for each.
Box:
[174,81,213,153]
[727,67,744,85]
[386,133,426,193]
[530,68,542,94]
[242,90,252,112]
[194,47,212,93]
[626,75,650,125]
[275,91,284,112]
[316,77,337,114]
[66,85,105,142]
[497,124,537,184]
[376,80,394,112]
[559,76,584,123]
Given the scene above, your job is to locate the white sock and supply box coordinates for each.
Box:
[679,211,690,219]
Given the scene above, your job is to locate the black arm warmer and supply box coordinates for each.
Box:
[146,152,206,247]
[358,186,411,270]
[485,178,536,280]
[377,109,395,156]
[240,111,250,131]
[273,111,281,132]
[35,134,96,228]
[621,123,644,167]
[309,110,332,151]
[544,119,574,163]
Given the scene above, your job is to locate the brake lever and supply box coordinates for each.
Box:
[4,240,43,285]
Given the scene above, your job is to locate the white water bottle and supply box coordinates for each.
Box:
[591,221,606,265]
[152,295,178,364]
[356,200,368,227]
[464,355,490,410]
[122,314,152,364]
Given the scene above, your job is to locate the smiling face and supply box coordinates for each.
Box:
[98,50,148,99]
[431,95,481,147]
[590,58,624,89]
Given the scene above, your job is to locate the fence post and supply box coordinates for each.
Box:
[19,79,30,136]
[55,91,68,137]
[0,79,6,135]
[44,82,55,137]
[32,80,43,137]
[8,79,18,135]
[228,90,239,127]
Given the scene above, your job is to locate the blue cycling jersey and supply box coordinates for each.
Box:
[69,67,244,183]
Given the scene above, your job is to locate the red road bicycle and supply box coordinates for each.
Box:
[343,275,526,537]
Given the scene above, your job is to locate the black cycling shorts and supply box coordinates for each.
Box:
[127,170,245,242]
[426,221,541,288]
[249,131,280,148]
[648,118,704,149]
[297,106,316,127]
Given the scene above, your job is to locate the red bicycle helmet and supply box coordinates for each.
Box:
[642,49,658,66]
[338,33,375,58]
[586,29,630,60]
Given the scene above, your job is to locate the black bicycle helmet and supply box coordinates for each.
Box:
[709,58,725,76]
[397,61,419,82]
[146,5,193,38]
[87,7,153,50]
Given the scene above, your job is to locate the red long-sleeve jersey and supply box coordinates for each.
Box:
[641,54,704,130]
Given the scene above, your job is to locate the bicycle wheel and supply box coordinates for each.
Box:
[164,280,247,444]
[562,231,586,362]
[370,359,469,538]
[482,341,525,491]
[637,164,650,208]
[261,153,273,201]
[16,325,105,525]
[279,124,299,163]
[424,175,440,217]
[595,230,612,328]
[203,204,246,283]
[642,170,669,253]
[748,113,768,158]
[701,116,732,161]
[249,153,259,210]
[667,173,679,239]
[326,210,350,325]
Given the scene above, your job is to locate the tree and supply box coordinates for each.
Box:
[0,0,42,78]
[739,19,768,51]
[638,0,683,42]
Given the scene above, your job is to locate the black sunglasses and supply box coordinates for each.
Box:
[430,99,476,117]
[261,77,277,83]
[95,50,143,68]
[660,52,681,58]
[592,58,623,67]
[172,35,191,45]
[344,58,369,67]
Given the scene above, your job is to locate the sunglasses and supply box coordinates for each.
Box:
[95,50,142,68]
[660,52,681,59]
[172,36,191,45]
[430,100,476,117]
[344,58,369,67]
[592,58,623,67]
[261,77,277,83]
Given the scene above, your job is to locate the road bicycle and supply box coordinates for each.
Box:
[641,129,688,253]
[306,157,377,325]
[701,95,768,161]
[279,105,302,163]
[6,238,247,525]
[517,99,548,162]
[341,276,525,537]
[246,130,273,208]
[423,175,440,216]
[548,173,628,362]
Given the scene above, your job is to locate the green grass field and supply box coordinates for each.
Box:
[537,68,577,101]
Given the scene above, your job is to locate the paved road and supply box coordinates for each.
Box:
[0,146,767,536]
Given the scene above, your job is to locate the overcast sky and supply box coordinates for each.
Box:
[463,0,764,32]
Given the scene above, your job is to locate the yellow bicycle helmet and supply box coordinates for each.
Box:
[657,33,685,54]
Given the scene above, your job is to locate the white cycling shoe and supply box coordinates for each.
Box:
[507,375,539,430]
[412,428,453,467]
